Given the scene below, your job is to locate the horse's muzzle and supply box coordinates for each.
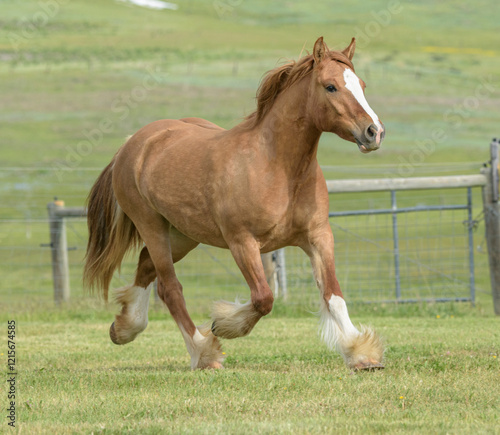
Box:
[357,123,385,153]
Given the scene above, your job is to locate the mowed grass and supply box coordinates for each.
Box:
[7,309,499,434]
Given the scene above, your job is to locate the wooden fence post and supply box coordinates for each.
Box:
[47,199,70,304]
[261,249,288,300]
[481,138,500,315]
[276,248,288,301]
[261,252,276,295]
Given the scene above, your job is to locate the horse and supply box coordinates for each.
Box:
[84,37,385,370]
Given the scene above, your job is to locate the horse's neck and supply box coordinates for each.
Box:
[255,80,321,177]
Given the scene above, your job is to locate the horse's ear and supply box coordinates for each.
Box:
[313,37,328,64]
[342,37,356,61]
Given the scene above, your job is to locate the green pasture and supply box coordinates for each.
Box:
[4,310,500,434]
[1,0,500,433]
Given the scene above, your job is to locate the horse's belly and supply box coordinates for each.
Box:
[163,205,229,249]
[140,183,226,248]
[151,188,292,251]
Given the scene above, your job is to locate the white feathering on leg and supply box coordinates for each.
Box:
[211,299,261,339]
[319,295,384,368]
[342,326,384,369]
[111,284,151,344]
[180,326,225,370]
[319,295,359,353]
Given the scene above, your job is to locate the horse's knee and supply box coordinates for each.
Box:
[253,291,274,316]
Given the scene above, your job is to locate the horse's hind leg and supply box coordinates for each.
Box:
[211,236,274,339]
[109,247,155,345]
[109,228,202,346]
[128,215,224,369]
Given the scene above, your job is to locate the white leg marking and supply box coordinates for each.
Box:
[211,299,261,339]
[179,326,225,370]
[111,284,151,344]
[130,285,151,328]
[343,68,382,130]
[320,295,384,368]
[118,284,151,331]
[180,327,205,369]
[319,294,360,353]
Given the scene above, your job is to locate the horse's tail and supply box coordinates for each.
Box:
[83,158,141,300]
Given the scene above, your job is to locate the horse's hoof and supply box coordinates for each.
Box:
[109,322,121,345]
[205,361,224,370]
[354,359,384,371]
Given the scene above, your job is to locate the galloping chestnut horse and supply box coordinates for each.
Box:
[84,37,385,370]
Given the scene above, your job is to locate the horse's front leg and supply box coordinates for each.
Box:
[303,227,384,370]
[211,236,274,339]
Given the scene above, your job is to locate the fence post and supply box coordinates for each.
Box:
[466,187,476,304]
[275,248,288,301]
[261,252,276,295]
[391,190,401,300]
[47,199,70,304]
[481,138,500,315]
[261,249,288,300]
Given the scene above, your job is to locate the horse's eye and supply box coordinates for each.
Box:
[325,85,337,93]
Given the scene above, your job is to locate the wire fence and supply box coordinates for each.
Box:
[0,185,491,312]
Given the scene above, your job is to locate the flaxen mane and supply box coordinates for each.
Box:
[243,51,355,129]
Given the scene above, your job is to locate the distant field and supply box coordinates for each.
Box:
[1,0,499,215]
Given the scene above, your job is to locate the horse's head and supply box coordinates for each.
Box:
[309,37,385,153]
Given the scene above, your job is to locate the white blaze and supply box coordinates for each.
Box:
[343,68,382,130]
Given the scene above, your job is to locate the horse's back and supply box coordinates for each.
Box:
[117,117,225,172]
[125,118,223,146]
[178,117,225,131]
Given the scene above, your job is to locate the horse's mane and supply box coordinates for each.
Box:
[241,50,354,129]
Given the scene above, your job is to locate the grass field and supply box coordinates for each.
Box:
[6,308,500,434]
[1,0,500,433]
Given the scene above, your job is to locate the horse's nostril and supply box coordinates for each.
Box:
[366,124,377,140]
